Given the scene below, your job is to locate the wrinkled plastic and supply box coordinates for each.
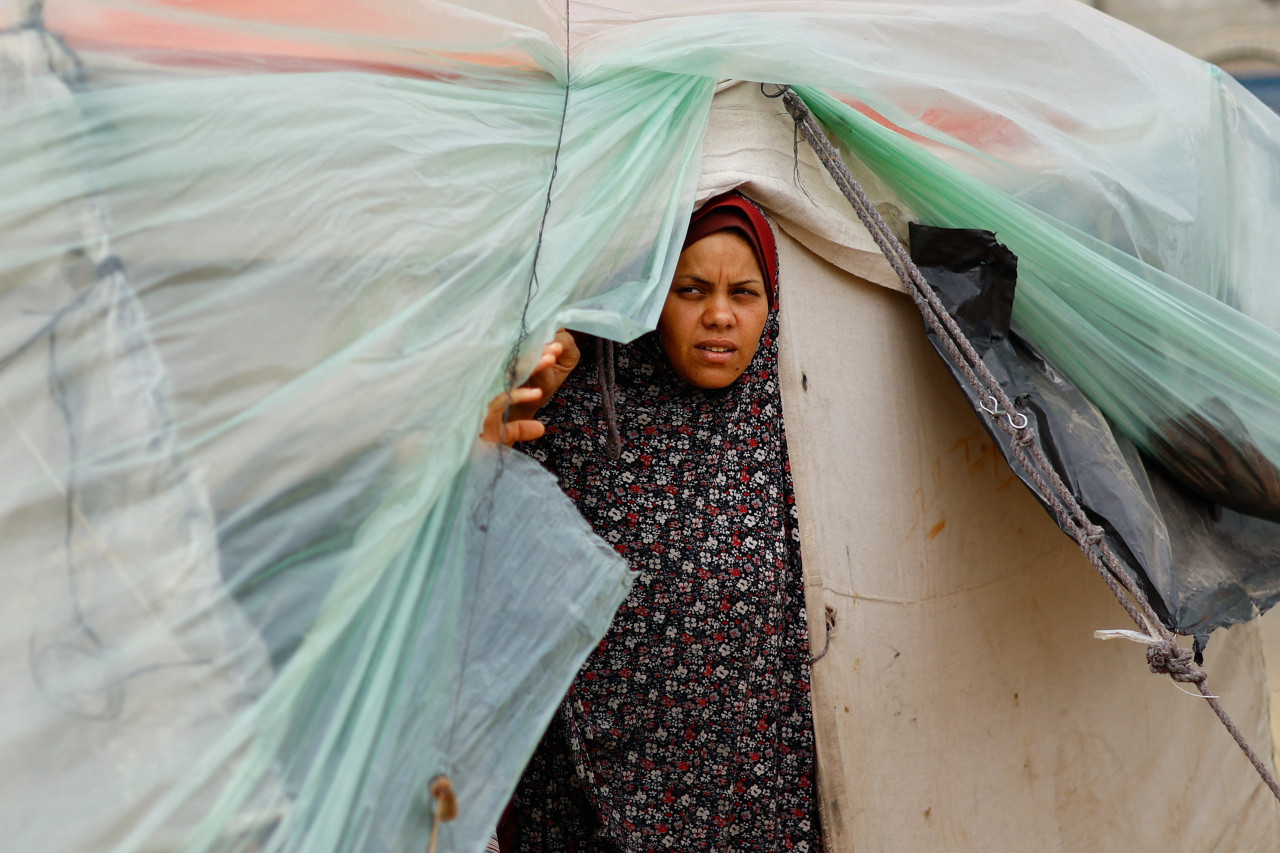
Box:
[800,83,1280,522]
[1,9,688,851]
[8,0,1280,850]
[911,224,1280,644]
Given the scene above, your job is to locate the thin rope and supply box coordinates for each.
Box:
[441,0,574,823]
[775,84,1280,803]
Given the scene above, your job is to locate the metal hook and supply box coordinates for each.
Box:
[1007,411,1029,430]
[980,395,1000,415]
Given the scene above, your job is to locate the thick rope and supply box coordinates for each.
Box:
[774,85,1280,802]
[597,337,622,460]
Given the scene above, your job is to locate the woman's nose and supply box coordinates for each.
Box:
[703,292,734,327]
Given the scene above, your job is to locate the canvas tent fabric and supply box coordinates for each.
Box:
[777,215,1280,849]
[5,0,1280,850]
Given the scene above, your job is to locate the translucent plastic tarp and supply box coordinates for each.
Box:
[7,0,1280,850]
[1,6,703,850]
[801,84,1280,523]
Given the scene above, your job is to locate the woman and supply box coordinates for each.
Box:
[485,192,821,852]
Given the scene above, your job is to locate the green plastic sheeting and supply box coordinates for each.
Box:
[799,83,1280,524]
[6,0,1280,850]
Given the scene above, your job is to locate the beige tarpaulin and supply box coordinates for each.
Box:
[700,82,1280,851]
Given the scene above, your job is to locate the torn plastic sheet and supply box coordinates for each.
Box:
[910,223,1280,645]
[0,16,654,849]
[210,444,633,853]
[4,430,631,851]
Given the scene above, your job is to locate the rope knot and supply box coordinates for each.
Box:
[1011,427,1035,448]
[1146,640,1206,684]
[1082,525,1105,547]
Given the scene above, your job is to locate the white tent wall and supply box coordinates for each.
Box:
[699,83,1280,849]
[779,230,1279,850]
[1263,612,1280,771]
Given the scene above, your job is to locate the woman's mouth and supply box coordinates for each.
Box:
[696,343,736,364]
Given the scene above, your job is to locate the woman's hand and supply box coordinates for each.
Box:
[479,330,580,445]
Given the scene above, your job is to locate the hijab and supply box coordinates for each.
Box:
[684,191,779,308]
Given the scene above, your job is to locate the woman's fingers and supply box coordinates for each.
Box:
[554,328,577,355]
[502,418,546,445]
[506,386,544,406]
[496,386,544,426]
[480,331,580,445]
[524,330,580,405]
[479,386,546,444]
[533,340,565,374]
[484,387,542,418]
[489,410,545,446]
[553,330,579,371]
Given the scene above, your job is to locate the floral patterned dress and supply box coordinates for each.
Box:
[511,311,821,852]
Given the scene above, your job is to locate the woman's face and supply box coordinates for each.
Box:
[658,230,770,389]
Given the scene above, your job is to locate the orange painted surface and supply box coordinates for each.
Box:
[38,1,1035,157]
[44,0,546,77]
[835,91,1074,158]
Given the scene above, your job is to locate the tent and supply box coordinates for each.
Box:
[4,0,1280,849]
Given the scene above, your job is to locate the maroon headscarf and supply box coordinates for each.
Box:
[683,191,779,308]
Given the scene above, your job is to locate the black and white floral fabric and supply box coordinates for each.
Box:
[511,308,821,853]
